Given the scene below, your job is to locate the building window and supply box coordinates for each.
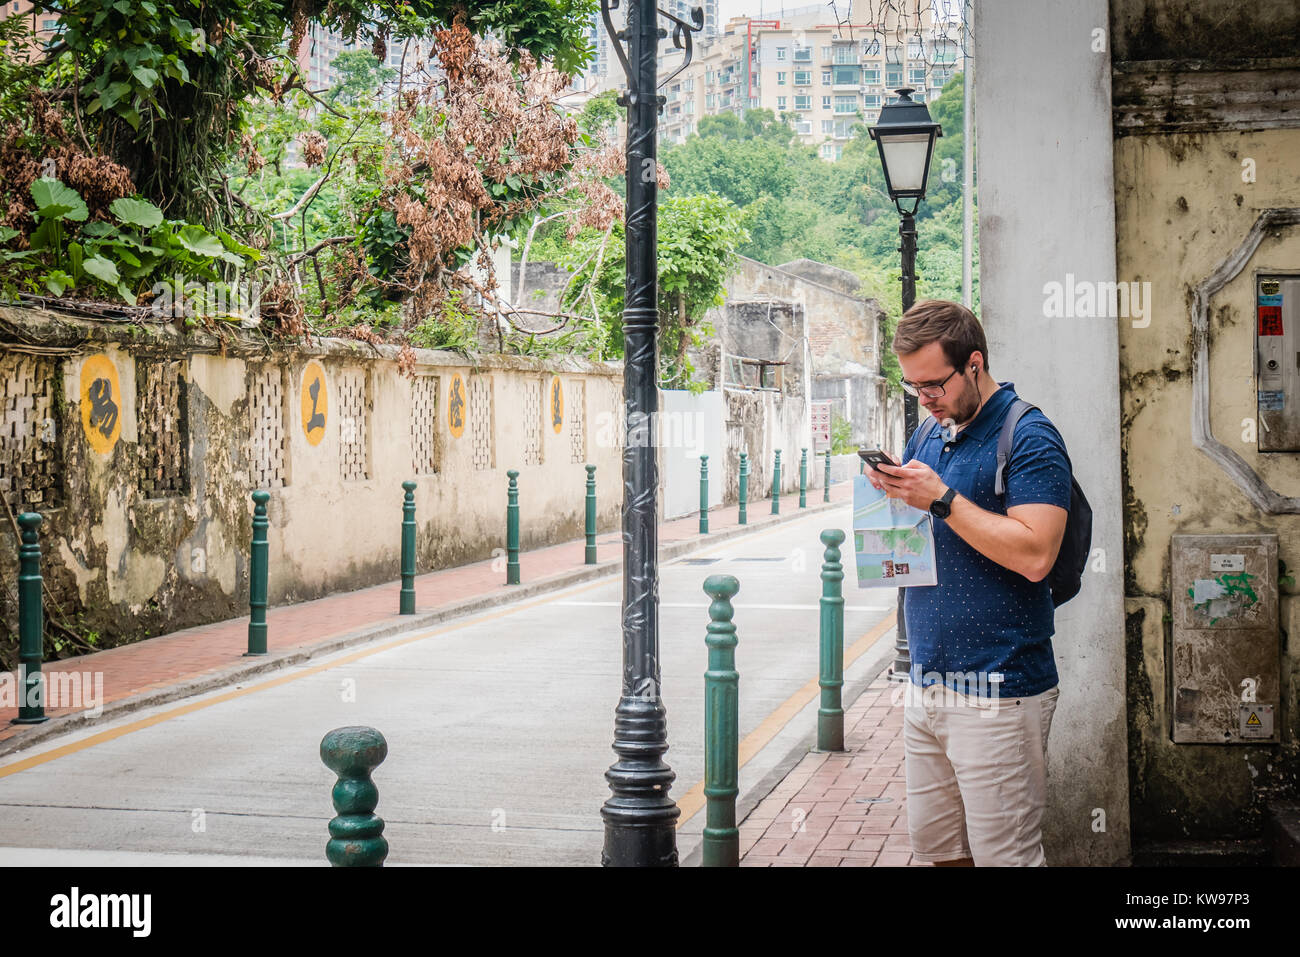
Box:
[821,95,831,110]
[834,95,857,113]
[821,46,831,61]
[821,119,833,134]
[686,101,694,113]
[886,68,903,87]
[793,70,811,86]
[862,67,881,84]
[863,93,880,107]
[794,94,811,110]
[777,96,787,110]
[821,69,832,85]
[821,143,835,159]
[777,71,786,84]
[832,66,859,85]
[794,47,811,62]
[776,47,786,60]
[833,44,856,64]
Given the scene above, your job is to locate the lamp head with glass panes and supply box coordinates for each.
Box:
[868,88,943,215]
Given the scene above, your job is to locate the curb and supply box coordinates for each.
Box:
[0,493,853,759]
[680,628,898,867]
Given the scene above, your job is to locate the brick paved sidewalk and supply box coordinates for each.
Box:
[739,677,926,867]
[0,479,853,752]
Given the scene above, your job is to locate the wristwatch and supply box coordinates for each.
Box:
[929,487,957,520]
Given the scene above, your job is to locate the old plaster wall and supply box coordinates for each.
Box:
[0,308,623,656]
[1115,129,1300,840]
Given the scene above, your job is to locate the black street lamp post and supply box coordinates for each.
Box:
[598,0,703,867]
[868,88,942,683]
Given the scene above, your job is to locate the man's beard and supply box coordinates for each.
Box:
[947,372,981,425]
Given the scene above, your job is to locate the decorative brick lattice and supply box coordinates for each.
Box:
[411,375,440,475]
[523,378,542,466]
[137,360,189,496]
[569,379,586,463]
[470,375,494,471]
[0,355,61,511]
[248,366,287,488]
[337,368,369,482]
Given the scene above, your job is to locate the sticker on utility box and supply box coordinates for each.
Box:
[1258,304,1283,336]
[1210,554,1245,572]
[1258,390,1284,411]
[1240,704,1274,739]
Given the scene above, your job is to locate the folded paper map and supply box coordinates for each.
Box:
[851,474,938,588]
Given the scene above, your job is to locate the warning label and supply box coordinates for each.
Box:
[1239,704,1274,739]
[1258,305,1283,336]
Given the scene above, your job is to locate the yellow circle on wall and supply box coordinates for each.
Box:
[300,360,329,446]
[80,354,122,456]
[447,373,466,439]
[549,376,564,434]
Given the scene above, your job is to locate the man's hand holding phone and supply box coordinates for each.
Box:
[859,448,898,492]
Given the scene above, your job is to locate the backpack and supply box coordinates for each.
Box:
[917,399,1092,606]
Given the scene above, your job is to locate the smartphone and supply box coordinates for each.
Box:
[857,448,898,471]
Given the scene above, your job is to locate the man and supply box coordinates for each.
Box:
[866,299,1072,867]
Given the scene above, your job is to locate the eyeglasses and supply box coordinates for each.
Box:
[901,366,961,399]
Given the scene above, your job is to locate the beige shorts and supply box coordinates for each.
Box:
[902,682,1060,866]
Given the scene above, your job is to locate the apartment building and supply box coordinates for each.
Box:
[659,7,960,159]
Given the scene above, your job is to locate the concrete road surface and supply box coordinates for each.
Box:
[0,503,898,866]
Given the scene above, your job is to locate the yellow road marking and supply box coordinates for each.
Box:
[674,607,897,829]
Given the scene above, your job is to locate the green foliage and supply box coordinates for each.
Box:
[659,76,979,399]
[830,413,854,455]
[1,179,254,308]
[407,290,481,354]
[559,193,749,392]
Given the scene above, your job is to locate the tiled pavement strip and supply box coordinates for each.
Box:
[2,477,927,868]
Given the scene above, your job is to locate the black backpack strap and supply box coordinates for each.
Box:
[994,399,1036,497]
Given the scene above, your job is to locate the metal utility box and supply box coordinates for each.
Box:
[1256,276,1300,450]
[1171,534,1280,744]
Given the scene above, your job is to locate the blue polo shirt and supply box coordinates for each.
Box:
[900,381,1072,698]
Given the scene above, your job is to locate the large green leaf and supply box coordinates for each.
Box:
[0,227,17,244]
[110,197,164,229]
[30,178,89,222]
[83,255,121,285]
[174,224,225,258]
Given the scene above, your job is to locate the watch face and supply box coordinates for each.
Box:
[930,498,951,519]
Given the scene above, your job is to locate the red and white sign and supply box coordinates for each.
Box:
[811,401,832,449]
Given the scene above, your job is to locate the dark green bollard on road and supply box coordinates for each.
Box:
[817,529,846,752]
[799,448,808,508]
[771,450,782,515]
[824,450,832,503]
[738,452,748,525]
[585,465,598,565]
[506,470,521,585]
[702,574,741,867]
[699,454,709,534]
[246,490,270,656]
[13,512,47,725]
[400,481,417,615]
[320,726,389,867]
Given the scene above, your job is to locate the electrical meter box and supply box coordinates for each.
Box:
[1256,275,1300,450]
[1171,534,1280,744]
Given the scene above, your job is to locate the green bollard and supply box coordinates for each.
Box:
[738,452,748,526]
[585,465,598,565]
[506,470,520,585]
[771,450,782,515]
[13,512,47,724]
[817,529,846,752]
[799,447,808,508]
[246,490,270,656]
[400,480,417,615]
[702,574,741,867]
[824,449,832,503]
[320,726,389,867]
[699,454,709,534]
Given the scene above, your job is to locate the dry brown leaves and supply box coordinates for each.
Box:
[298,130,327,168]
